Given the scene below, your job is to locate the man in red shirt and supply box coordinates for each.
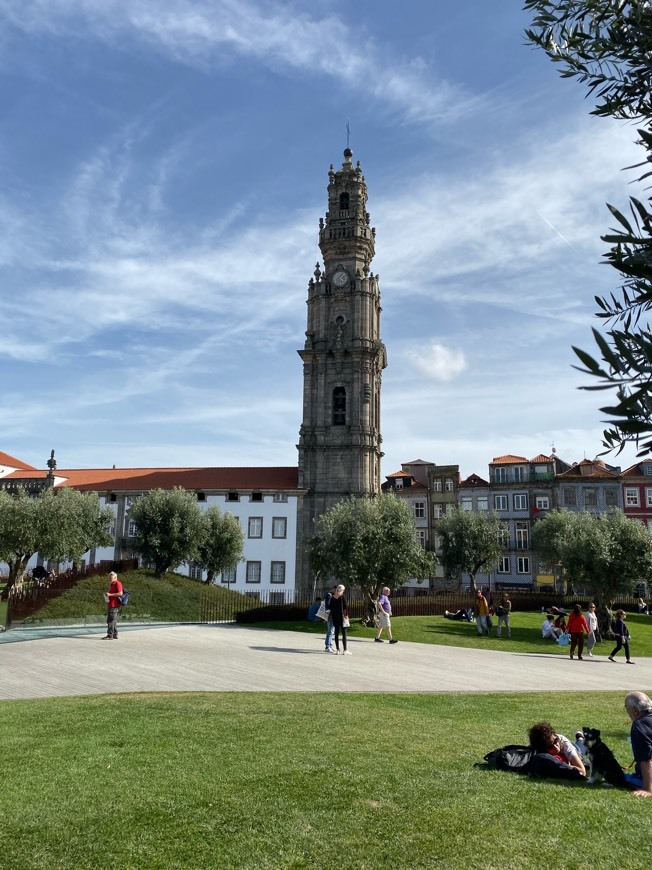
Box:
[103,571,123,640]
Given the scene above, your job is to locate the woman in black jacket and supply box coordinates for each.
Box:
[329,584,351,655]
[609,610,634,664]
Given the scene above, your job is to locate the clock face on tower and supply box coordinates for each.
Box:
[332,270,349,287]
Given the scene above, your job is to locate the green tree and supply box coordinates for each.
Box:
[0,487,114,591]
[532,508,652,632]
[310,494,435,616]
[436,509,505,594]
[128,487,205,577]
[197,506,244,584]
[525,1,652,456]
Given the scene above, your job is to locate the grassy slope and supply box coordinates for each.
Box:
[21,569,249,625]
[1,692,651,869]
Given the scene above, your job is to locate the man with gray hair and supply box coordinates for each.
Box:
[624,691,652,797]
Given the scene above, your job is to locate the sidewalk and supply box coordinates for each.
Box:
[1,623,650,700]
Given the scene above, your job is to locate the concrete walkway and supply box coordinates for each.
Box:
[1,623,650,700]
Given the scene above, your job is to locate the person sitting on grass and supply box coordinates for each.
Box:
[528,721,586,777]
[542,613,562,640]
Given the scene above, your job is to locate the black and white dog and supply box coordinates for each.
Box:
[582,727,627,787]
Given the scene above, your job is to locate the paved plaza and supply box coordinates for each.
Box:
[1,623,650,700]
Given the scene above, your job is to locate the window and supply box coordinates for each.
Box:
[339,192,349,210]
[648,520,652,534]
[109,493,117,503]
[246,561,261,583]
[494,467,507,483]
[460,497,473,512]
[515,521,529,550]
[477,496,488,511]
[108,521,116,537]
[498,524,509,547]
[445,478,454,492]
[416,529,427,548]
[333,387,346,425]
[270,591,285,605]
[227,492,239,502]
[246,591,260,601]
[127,519,137,537]
[432,504,443,519]
[189,563,203,580]
[394,479,404,489]
[563,488,577,507]
[272,517,287,539]
[270,561,286,584]
[513,466,526,482]
[221,567,237,584]
[273,492,288,503]
[535,496,549,510]
[647,488,652,508]
[517,556,530,574]
[497,556,510,574]
[625,487,640,507]
[433,479,442,492]
[445,504,455,516]
[251,492,263,502]
[414,501,426,518]
[196,492,206,502]
[513,493,528,511]
[248,517,263,538]
[583,488,598,507]
[494,495,507,511]
[644,464,652,476]
[605,488,618,507]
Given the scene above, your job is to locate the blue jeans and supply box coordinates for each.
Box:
[624,772,643,789]
[476,614,488,635]
[325,615,335,650]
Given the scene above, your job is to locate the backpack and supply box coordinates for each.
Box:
[119,589,130,606]
[483,744,533,774]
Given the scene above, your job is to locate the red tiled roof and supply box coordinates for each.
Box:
[4,467,301,492]
[622,462,652,477]
[460,474,489,486]
[491,455,528,465]
[557,459,619,479]
[386,470,412,478]
[0,450,37,471]
[529,454,552,463]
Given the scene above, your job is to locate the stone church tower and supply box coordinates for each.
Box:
[296,148,387,592]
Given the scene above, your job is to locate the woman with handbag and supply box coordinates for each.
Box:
[329,584,351,655]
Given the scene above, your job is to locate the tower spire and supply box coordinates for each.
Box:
[296,150,387,593]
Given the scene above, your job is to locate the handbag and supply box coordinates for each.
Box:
[342,616,350,628]
[556,632,570,647]
[316,600,329,621]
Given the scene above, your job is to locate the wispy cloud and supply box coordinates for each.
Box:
[0,0,470,123]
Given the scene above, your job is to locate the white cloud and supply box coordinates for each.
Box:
[406,341,467,382]
[0,0,469,123]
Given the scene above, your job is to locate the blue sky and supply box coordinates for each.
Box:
[0,0,645,480]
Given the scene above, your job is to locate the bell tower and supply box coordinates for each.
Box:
[296,148,387,592]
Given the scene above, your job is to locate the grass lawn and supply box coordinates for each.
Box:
[0,691,651,869]
[255,610,652,658]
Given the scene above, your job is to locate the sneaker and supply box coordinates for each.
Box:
[330,648,339,654]
[578,656,583,660]
[324,649,332,653]
[101,636,112,640]
[343,650,352,656]
[389,639,398,645]
[608,656,616,662]
[588,652,594,657]
[374,638,384,643]
[626,660,635,665]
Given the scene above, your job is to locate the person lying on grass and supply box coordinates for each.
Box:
[528,722,586,777]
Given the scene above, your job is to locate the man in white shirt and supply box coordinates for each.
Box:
[542,614,561,640]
